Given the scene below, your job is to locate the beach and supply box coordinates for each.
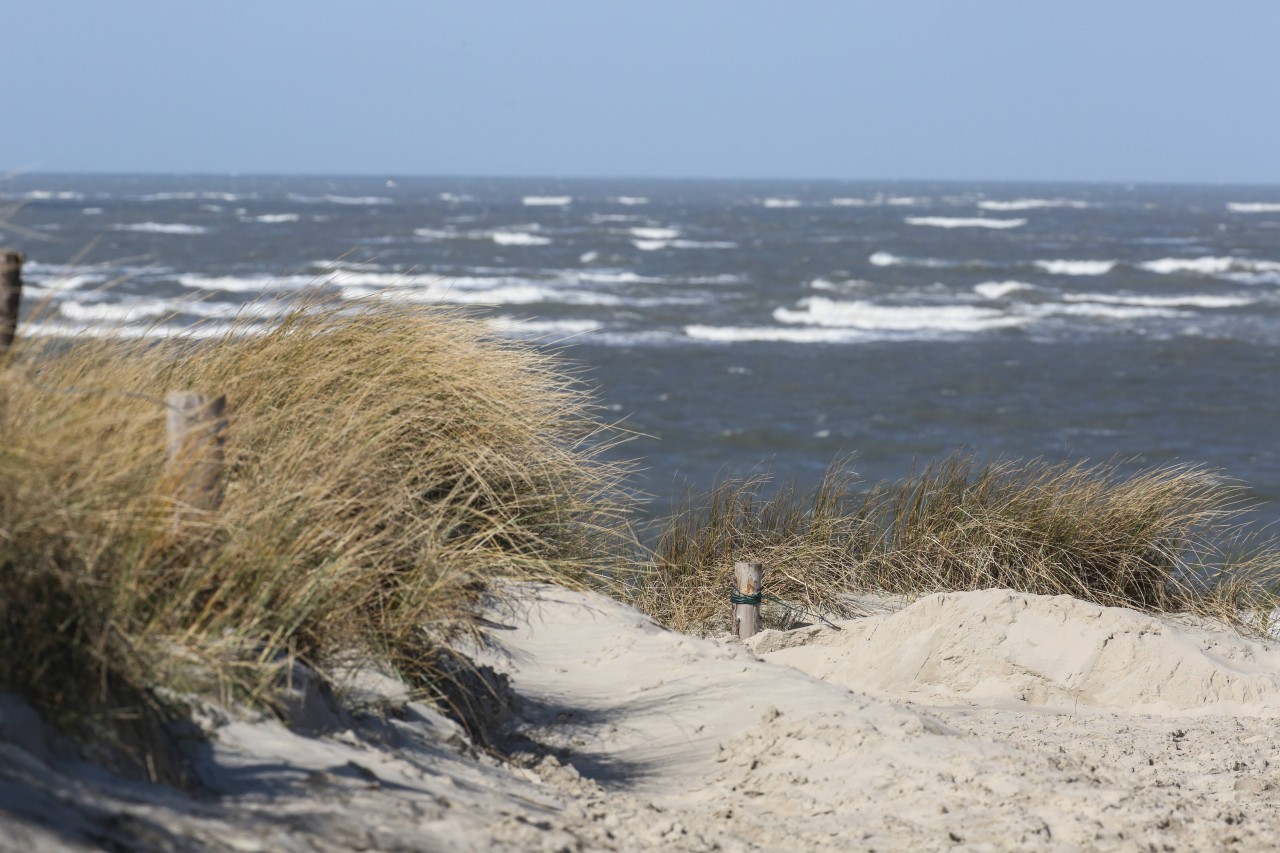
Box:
[5,581,1280,851]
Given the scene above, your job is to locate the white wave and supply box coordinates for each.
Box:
[633,240,667,251]
[1140,256,1235,275]
[178,300,299,320]
[113,222,209,235]
[414,227,460,240]
[673,239,736,249]
[579,251,599,264]
[488,317,599,337]
[774,297,1027,333]
[611,196,649,205]
[344,281,623,307]
[829,198,869,206]
[978,199,1089,211]
[905,216,1026,230]
[1037,302,1183,320]
[591,214,644,223]
[575,270,663,284]
[1227,202,1280,213]
[253,213,299,223]
[886,196,923,206]
[492,231,552,246]
[762,198,801,208]
[59,300,172,323]
[974,281,1036,300]
[685,325,871,344]
[630,226,680,240]
[868,251,955,268]
[810,278,870,292]
[179,274,318,292]
[23,190,85,201]
[286,193,392,205]
[439,192,474,203]
[1060,293,1254,309]
[523,195,572,206]
[1034,259,1116,276]
[686,274,744,284]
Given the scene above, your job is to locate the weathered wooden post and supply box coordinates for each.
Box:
[0,251,24,353]
[164,391,228,518]
[732,561,764,639]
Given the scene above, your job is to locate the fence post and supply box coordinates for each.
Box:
[164,391,227,517]
[733,561,764,639]
[1,251,23,354]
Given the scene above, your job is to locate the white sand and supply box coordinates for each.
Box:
[4,583,1280,850]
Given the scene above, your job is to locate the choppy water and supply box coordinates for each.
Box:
[7,174,1280,526]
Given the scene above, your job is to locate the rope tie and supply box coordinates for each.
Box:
[729,590,763,606]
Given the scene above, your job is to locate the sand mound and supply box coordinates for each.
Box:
[749,588,1280,715]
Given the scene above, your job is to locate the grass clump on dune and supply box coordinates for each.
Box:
[0,299,632,758]
[638,455,1280,634]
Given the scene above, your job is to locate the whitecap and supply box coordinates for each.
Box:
[179,274,318,292]
[523,195,572,206]
[830,198,870,206]
[286,193,392,205]
[630,226,680,240]
[439,192,474,203]
[253,213,299,223]
[492,231,552,246]
[762,198,801,208]
[685,325,871,344]
[488,317,600,338]
[974,281,1036,300]
[579,251,599,264]
[869,251,955,268]
[59,300,172,323]
[1140,256,1237,275]
[113,222,209,235]
[978,199,1089,211]
[1034,259,1116,276]
[886,196,923,206]
[611,196,649,205]
[23,190,85,201]
[1036,302,1183,320]
[1060,293,1253,309]
[633,240,667,251]
[905,216,1026,230]
[1227,202,1280,213]
[774,297,1027,333]
[22,320,268,340]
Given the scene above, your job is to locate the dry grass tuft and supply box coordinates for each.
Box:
[636,455,1280,634]
[0,298,633,745]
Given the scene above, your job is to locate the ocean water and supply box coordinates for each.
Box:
[7,174,1280,528]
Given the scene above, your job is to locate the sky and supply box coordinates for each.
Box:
[12,1,1280,184]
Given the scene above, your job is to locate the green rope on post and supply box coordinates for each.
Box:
[729,590,763,606]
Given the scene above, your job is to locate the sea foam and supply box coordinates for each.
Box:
[978,199,1089,211]
[523,196,572,206]
[905,217,1026,230]
[1034,260,1116,276]
[774,297,1027,333]
[113,222,209,235]
[1227,202,1280,213]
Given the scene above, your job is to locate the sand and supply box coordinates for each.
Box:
[4,583,1280,851]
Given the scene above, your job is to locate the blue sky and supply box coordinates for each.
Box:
[13,1,1280,183]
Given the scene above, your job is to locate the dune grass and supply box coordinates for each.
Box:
[637,455,1280,634]
[0,299,633,757]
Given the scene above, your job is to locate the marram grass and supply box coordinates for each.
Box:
[636,455,1280,635]
[0,299,634,746]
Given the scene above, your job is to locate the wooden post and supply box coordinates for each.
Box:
[733,561,764,640]
[164,392,228,515]
[1,251,24,353]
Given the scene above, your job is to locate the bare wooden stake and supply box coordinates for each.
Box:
[733,561,764,639]
[164,391,228,516]
[1,251,24,354]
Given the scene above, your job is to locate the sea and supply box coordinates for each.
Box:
[6,174,1280,530]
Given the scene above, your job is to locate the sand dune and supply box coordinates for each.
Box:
[4,583,1280,850]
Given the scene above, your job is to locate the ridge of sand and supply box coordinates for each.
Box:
[747,588,1280,715]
